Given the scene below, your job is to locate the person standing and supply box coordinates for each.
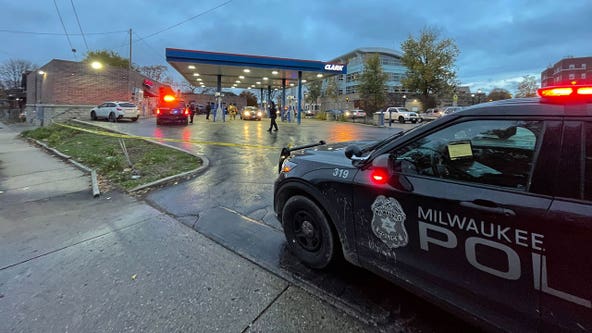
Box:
[267,101,278,132]
[205,102,211,120]
[189,102,196,123]
[229,103,237,120]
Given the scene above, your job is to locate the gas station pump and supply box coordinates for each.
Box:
[213,92,225,122]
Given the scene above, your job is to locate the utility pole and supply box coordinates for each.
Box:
[129,28,132,101]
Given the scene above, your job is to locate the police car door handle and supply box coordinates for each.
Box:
[460,200,516,217]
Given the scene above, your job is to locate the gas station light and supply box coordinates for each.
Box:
[243,69,250,73]
[256,81,261,84]
[188,65,195,69]
[317,74,323,78]
[263,77,268,80]
[193,73,200,76]
[272,71,278,75]
[239,75,245,79]
[302,80,307,83]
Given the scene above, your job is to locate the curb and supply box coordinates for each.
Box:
[69,119,210,193]
[24,137,101,198]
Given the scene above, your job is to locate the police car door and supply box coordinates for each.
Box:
[352,118,552,331]
[538,119,592,332]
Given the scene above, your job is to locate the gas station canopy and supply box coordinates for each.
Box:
[166,48,347,90]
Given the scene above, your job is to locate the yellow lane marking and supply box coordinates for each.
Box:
[52,121,284,150]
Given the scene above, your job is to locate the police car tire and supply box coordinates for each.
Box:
[282,195,337,269]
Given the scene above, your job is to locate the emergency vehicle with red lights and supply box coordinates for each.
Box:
[155,86,190,125]
[274,83,592,332]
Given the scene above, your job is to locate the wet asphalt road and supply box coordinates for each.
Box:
[90,115,479,332]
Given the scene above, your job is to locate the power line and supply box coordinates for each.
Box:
[70,0,89,52]
[136,0,233,42]
[0,29,127,36]
[133,31,168,65]
[52,0,77,58]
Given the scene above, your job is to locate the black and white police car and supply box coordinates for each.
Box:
[274,84,592,332]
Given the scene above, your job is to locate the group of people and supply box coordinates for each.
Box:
[186,101,279,133]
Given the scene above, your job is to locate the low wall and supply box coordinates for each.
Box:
[0,108,26,122]
[23,104,155,126]
[23,104,92,126]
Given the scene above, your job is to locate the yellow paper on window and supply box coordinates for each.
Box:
[448,142,473,160]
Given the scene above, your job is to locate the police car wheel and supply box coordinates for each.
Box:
[282,195,337,269]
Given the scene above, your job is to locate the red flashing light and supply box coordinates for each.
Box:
[156,108,160,115]
[370,169,389,185]
[163,95,176,102]
[184,108,189,115]
[538,87,573,97]
[538,84,592,98]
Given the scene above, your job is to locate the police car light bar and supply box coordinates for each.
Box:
[538,85,592,97]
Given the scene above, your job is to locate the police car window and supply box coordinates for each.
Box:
[392,120,543,190]
[585,122,592,201]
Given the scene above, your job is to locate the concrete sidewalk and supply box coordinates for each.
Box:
[0,122,375,332]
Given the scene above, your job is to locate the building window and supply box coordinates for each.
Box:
[569,64,575,69]
[569,74,575,80]
[582,73,587,79]
[583,64,587,69]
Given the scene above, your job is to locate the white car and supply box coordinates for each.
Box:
[90,101,140,122]
[344,109,367,119]
[378,107,420,124]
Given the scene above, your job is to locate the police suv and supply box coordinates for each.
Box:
[274,84,592,332]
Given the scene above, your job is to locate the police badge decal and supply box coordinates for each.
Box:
[371,195,409,248]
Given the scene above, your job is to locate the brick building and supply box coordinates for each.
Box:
[25,59,167,125]
[541,56,592,87]
[24,59,247,124]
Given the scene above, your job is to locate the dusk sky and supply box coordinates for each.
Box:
[1,0,590,94]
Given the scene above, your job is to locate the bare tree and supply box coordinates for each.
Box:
[0,59,36,89]
[515,75,539,98]
[138,65,168,82]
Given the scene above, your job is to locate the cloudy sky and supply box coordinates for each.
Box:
[1,0,590,94]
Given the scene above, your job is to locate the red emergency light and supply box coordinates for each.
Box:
[370,168,389,185]
[538,84,592,98]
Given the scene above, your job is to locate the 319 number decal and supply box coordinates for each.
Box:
[332,168,349,178]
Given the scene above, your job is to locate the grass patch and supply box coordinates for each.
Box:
[21,122,202,191]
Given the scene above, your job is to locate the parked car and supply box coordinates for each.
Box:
[442,106,464,115]
[304,109,316,118]
[90,101,140,122]
[344,109,367,119]
[422,108,445,121]
[377,107,420,124]
[325,109,344,120]
[274,83,592,332]
[241,106,262,120]
[156,98,189,125]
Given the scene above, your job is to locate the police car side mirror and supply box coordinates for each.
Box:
[345,144,367,161]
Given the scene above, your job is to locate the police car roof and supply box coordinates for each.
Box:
[450,97,592,118]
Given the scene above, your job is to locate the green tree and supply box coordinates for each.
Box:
[83,50,129,69]
[0,59,36,89]
[305,80,322,104]
[515,75,538,98]
[324,78,339,105]
[401,27,460,109]
[359,53,387,113]
[239,90,258,106]
[487,88,512,101]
